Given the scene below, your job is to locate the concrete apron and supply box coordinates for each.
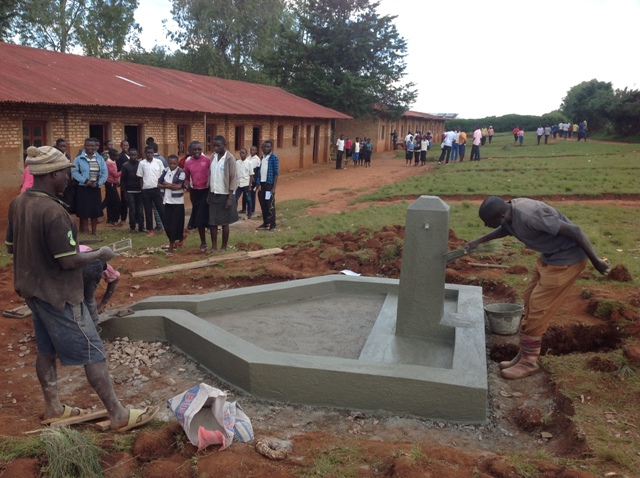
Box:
[100,275,487,422]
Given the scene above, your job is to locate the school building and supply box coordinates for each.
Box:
[335,111,446,153]
[0,42,350,218]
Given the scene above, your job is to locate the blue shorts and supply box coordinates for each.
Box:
[353,152,359,161]
[27,297,106,366]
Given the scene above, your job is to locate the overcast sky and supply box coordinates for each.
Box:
[135,0,640,119]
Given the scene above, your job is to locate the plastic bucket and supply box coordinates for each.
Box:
[484,303,523,335]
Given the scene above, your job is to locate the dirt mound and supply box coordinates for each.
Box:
[507,406,544,432]
[585,356,618,372]
[543,324,625,355]
[489,343,519,363]
[608,263,633,282]
[132,424,182,462]
[506,264,528,275]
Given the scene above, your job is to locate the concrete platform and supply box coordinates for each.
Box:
[101,275,487,422]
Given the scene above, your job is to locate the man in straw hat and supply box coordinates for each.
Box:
[6,146,158,431]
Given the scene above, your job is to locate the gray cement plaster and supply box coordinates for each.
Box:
[202,293,385,359]
[101,276,488,422]
[396,196,450,340]
[101,196,487,421]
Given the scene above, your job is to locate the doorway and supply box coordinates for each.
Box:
[124,125,140,152]
[89,123,108,152]
[252,127,261,149]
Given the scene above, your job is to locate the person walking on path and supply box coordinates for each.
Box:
[6,145,158,431]
[256,140,279,232]
[464,196,610,380]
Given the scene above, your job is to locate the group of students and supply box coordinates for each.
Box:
[403,131,432,166]
[512,120,588,147]
[335,135,373,169]
[21,135,279,257]
[118,137,279,255]
[436,126,484,164]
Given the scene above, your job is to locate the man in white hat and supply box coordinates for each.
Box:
[6,146,158,431]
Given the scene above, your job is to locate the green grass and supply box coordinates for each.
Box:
[294,445,364,478]
[41,427,103,478]
[0,435,43,461]
[357,133,639,201]
[542,351,640,475]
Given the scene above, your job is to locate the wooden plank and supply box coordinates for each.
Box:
[130,248,284,278]
[49,409,108,427]
[2,304,32,318]
[468,262,509,269]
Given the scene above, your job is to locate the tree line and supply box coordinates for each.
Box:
[447,79,639,140]
[2,0,415,120]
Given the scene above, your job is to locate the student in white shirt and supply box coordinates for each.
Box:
[158,155,186,256]
[235,148,254,219]
[248,146,261,218]
[208,136,238,252]
[136,145,165,235]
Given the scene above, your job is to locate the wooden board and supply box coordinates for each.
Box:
[49,409,109,428]
[2,304,31,318]
[130,248,284,278]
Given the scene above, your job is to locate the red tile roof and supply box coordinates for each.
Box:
[0,42,351,119]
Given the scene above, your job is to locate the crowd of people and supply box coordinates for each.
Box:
[335,135,374,169]
[20,136,280,256]
[512,120,588,146]
[432,126,489,164]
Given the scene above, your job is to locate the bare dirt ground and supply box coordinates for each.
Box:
[1,149,638,477]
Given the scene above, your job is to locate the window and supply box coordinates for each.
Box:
[23,121,47,155]
[205,124,216,153]
[178,124,190,155]
[292,125,299,146]
[401,125,404,136]
[306,125,311,145]
[235,126,245,151]
[381,125,386,140]
[277,125,284,148]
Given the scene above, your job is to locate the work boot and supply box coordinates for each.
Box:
[500,334,542,380]
[499,350,521,370]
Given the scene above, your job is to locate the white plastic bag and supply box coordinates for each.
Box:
[167,383,254,451]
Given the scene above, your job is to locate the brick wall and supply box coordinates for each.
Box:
[0,103,333,221]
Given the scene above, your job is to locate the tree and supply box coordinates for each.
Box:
[17,0,86,52]
[561,79,615,132]
[0,0,20,41]
[608,87,640,138]
[77,0,140,59]
[168,0,285,81]
[262,0,416,118]
[13,0,139,58]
